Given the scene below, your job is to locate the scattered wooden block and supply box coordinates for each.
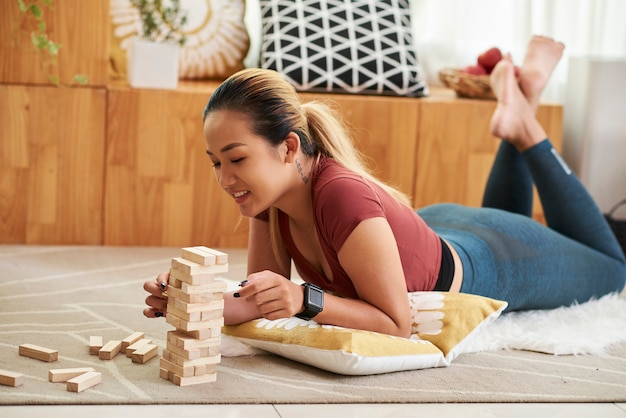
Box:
[18,344,58,362]
[89,336,103,355]
[125,338,152,357]
[0,369,24,387]
[49,367,96,383]
[99,340,122,360]
[131,343,158,364]
[66,371,102,393]
[121,332,145,350]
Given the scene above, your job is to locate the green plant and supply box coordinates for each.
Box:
[15,0,87,85]
[130,0,188,45]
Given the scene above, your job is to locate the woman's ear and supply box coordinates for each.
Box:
[282,132,301,163]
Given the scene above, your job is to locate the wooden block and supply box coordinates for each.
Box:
[125,338,152,357]
[166,285,225,304]
[171,257,229,276]
[160,356,195,377]
[166,313,224,332]
[19,344,58,362]
[169,267,215,286]
[181,247,217,266]
[172,371,217,386]
[131,343,158,364]
[166,340,206,360]
[167,303,202,322]
[66,371,102,393]
[89,336,103,355]
[179,280,228,295]
[168,331,220,350]
[173,298,224,314]
[187,327,222,340]
[198,247,229,264]
[182,246,228,265]
[0,369,24,387]
[121,332,145,350]
[99,340,122,360]
[163,347,221,368]
[49,367,96,383]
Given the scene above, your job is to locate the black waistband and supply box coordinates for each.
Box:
[434,237,455,291]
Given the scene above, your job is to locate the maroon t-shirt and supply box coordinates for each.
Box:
[275,157,442,299]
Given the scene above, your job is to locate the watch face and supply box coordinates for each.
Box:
[309,288,323,308]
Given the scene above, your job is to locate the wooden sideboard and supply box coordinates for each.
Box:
[0,82,562,247]
[0,1,563,247]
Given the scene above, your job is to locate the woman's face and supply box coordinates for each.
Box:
[204,109,291,217]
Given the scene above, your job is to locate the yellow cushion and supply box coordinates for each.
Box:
[222,292,507,375]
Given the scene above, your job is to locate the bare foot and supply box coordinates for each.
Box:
[518,35,565,112]
[490,55,547,152]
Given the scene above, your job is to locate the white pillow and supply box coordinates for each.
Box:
[222,292,507,375]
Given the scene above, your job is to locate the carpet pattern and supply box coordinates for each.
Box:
[1,245,625,404]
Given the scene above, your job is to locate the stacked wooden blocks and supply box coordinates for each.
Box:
[160,246,228,386]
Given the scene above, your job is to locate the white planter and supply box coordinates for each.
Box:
[127,38,180,90]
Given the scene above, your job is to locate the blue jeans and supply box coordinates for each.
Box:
[418,139,626,311]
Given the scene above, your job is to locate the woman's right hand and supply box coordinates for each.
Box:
[143,271,169,318]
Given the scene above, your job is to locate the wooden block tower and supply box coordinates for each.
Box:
[159,246,228,386]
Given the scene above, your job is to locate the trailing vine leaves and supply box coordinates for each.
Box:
[15,0,87,85]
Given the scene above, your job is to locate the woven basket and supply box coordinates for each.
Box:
[605,199,626,256]
[439,68,495,100]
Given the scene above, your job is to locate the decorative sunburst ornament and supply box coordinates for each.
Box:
[110,0,249,79]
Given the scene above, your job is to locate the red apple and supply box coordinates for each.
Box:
[477,47,503,74]
[460,64,488,76]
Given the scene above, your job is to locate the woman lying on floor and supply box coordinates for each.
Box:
[143,36,625,338]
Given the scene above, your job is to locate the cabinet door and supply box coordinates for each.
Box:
[0,85,106,243]
[414,94,563,223]
[105,84,248,247]
[299,93,420,200]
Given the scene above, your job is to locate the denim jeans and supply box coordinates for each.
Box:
[418,140,625,311]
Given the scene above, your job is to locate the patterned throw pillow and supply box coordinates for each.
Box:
[259,0,428,97]
[109,0,250,80]
[222,292,507,375]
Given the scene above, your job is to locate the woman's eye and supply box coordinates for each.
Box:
[231,158,244,164]
[211,161,221,168]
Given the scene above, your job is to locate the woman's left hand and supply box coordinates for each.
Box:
[236,270,304,320]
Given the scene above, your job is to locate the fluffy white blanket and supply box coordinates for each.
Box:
[466,291,626,355]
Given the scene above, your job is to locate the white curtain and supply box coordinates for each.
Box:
[411,0,626,102]
[245,0,626,103]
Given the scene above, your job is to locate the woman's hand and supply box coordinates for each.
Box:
[235,270,304,320]
[143,271,169,318]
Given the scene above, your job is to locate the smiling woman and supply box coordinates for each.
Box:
[144,40,625,342]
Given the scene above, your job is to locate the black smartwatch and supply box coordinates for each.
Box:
[295,283,324,320]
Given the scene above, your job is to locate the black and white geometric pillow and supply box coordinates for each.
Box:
[259,0,429,97]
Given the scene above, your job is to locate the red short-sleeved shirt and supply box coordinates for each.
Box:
[276,157,442,299]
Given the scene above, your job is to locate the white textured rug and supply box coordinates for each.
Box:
[466,291,626,355]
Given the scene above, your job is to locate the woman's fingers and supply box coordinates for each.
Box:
[143,271,170,318]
